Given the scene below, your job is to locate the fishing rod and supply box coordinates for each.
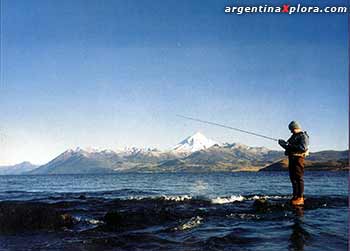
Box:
[177,115,278,142]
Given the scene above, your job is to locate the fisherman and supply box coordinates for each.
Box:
[177,115,310,205]
[278,121,309,206]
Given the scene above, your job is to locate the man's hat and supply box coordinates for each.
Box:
[288,121,301,130]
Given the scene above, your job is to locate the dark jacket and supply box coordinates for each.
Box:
[285,131,309,156]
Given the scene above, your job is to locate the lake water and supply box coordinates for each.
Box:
[0,172,348,250]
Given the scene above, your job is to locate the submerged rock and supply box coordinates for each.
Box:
[252,199,270,212]
[103,208,177,230]
[0,202,74,233]
[252,198,290,213]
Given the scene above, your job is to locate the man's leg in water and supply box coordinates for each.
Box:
[288,156,298,198]
[294,157,305,197]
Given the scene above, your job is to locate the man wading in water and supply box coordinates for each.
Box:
[278,121,309,206]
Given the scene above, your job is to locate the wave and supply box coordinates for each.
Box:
[2,190,154,196]
[173,216,203,231]
[0,189,158,202]
[0,195,347,234]
[73,216,103,225]
[209,195,290,204]
[1,188,345,207]
[126,194,289,205]
[211,195,245,204]
[128,194,193,202]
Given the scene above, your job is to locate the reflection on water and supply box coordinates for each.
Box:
[289,206,310,251]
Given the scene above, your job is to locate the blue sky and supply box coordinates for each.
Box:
[0,0,348,165]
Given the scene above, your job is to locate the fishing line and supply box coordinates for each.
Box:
[177,115,278,142]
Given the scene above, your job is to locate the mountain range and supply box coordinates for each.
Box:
[1,132,348,174]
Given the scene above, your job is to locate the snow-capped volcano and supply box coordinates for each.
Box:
[172,132,218,153]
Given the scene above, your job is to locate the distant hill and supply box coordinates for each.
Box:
[0,162,38,175]
[259,150,349,171]
[306,150,348,162]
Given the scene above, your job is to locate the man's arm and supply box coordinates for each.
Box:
[286,133,309,152]
[278,139,288,149]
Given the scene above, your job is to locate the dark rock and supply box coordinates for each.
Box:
[252,198,290,213]
[252,199,270,212]
[104,211,123,227]
[78,194,87,200]
[103,204,182,230]
[0,202,74,233]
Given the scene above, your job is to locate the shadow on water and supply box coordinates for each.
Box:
[289,206,311,251]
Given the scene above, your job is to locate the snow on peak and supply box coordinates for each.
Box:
[223,142,270,154]
[115,146,161,156]
[172,132,218,153]
[62,147,117,158]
